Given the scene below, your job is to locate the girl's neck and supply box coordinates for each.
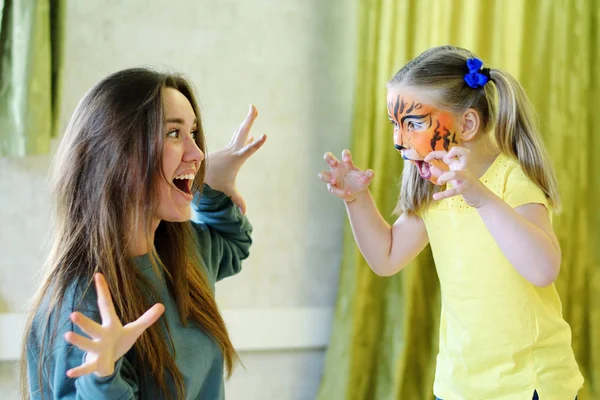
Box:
[463,135,500,179]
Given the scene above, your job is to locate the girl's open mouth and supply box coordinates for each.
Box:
[412,160,432,180]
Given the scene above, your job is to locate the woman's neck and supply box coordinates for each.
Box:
[129,217,160,257]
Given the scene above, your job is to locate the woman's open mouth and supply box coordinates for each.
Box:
[173,173,194,196]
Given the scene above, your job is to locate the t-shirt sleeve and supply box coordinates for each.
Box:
[503,164,549,210]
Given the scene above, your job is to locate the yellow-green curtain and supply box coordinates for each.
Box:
[0,0,64,157]
[317,1,600,399]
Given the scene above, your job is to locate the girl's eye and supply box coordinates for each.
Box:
[167,129,179,138]
[389,120,399,128]
[191,130,199,140]
[407,121,422,130]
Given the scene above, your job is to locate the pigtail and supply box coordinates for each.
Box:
[490,69,561,212]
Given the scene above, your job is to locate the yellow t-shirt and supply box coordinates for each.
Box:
[423,153,583,400]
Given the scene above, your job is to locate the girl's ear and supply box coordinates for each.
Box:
[459,108,481,142]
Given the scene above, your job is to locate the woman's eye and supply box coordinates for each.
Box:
[191,130,198,140]
[167,129,179,138]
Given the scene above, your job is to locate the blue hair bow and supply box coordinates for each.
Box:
[464,58,489,88]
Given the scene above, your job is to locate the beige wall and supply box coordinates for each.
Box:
[0,0,356,399]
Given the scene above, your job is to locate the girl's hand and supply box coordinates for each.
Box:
[64,273,165,379]
[204,105,267,214]
[424,146,493,208]
[318,149,374,203]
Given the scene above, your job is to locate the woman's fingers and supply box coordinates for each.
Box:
[238,134,267,158]
[230,193,247,215]
[66,361,98,379]
[125,303,165,339]
[94,274,118,326]
[64,284,166,380]
[70,312,103,338]
[64,332,99,353]
[232,105,258,147]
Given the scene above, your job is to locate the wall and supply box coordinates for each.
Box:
[0,0,357,399]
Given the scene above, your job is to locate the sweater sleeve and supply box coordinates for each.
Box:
[190,184,253,283]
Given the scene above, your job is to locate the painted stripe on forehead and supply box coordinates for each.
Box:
[390,96,425,118]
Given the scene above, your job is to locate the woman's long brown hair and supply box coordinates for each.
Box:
[20,68,238,400]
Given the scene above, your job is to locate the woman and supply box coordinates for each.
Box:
[21,68,266,399]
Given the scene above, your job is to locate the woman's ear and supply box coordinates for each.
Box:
[459,108,481,142]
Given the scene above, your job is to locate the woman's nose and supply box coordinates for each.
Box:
[184,137,204,163]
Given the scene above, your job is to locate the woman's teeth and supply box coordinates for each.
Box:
[174,174,195,180]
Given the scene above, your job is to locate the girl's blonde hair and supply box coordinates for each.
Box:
[388,45,559,215]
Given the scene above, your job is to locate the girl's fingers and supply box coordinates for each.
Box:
[433,187,462,201]
[70,312,103,338]
[66,361,97,379]
[446,146,469,159]
[94,274,118,325]
[64,332,99,353]
[424,151,447,164]
[444,147,470,166]
[342,149,355,167]
[317,171,336,184]
[324,152,340,168]
[425,147,470,167]
[430,165,445,179]
[436,170,468,186]
[327,184,348,198]
[361,169,374,183]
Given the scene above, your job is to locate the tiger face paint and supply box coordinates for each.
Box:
[387,88,461,184]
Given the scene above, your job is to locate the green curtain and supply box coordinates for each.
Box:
[0,0,64,157]
[317,1,600,399]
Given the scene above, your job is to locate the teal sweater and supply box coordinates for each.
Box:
[27,185,252,399]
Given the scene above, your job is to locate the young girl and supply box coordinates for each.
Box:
[21,68,266,399]
[319,45,583,400]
